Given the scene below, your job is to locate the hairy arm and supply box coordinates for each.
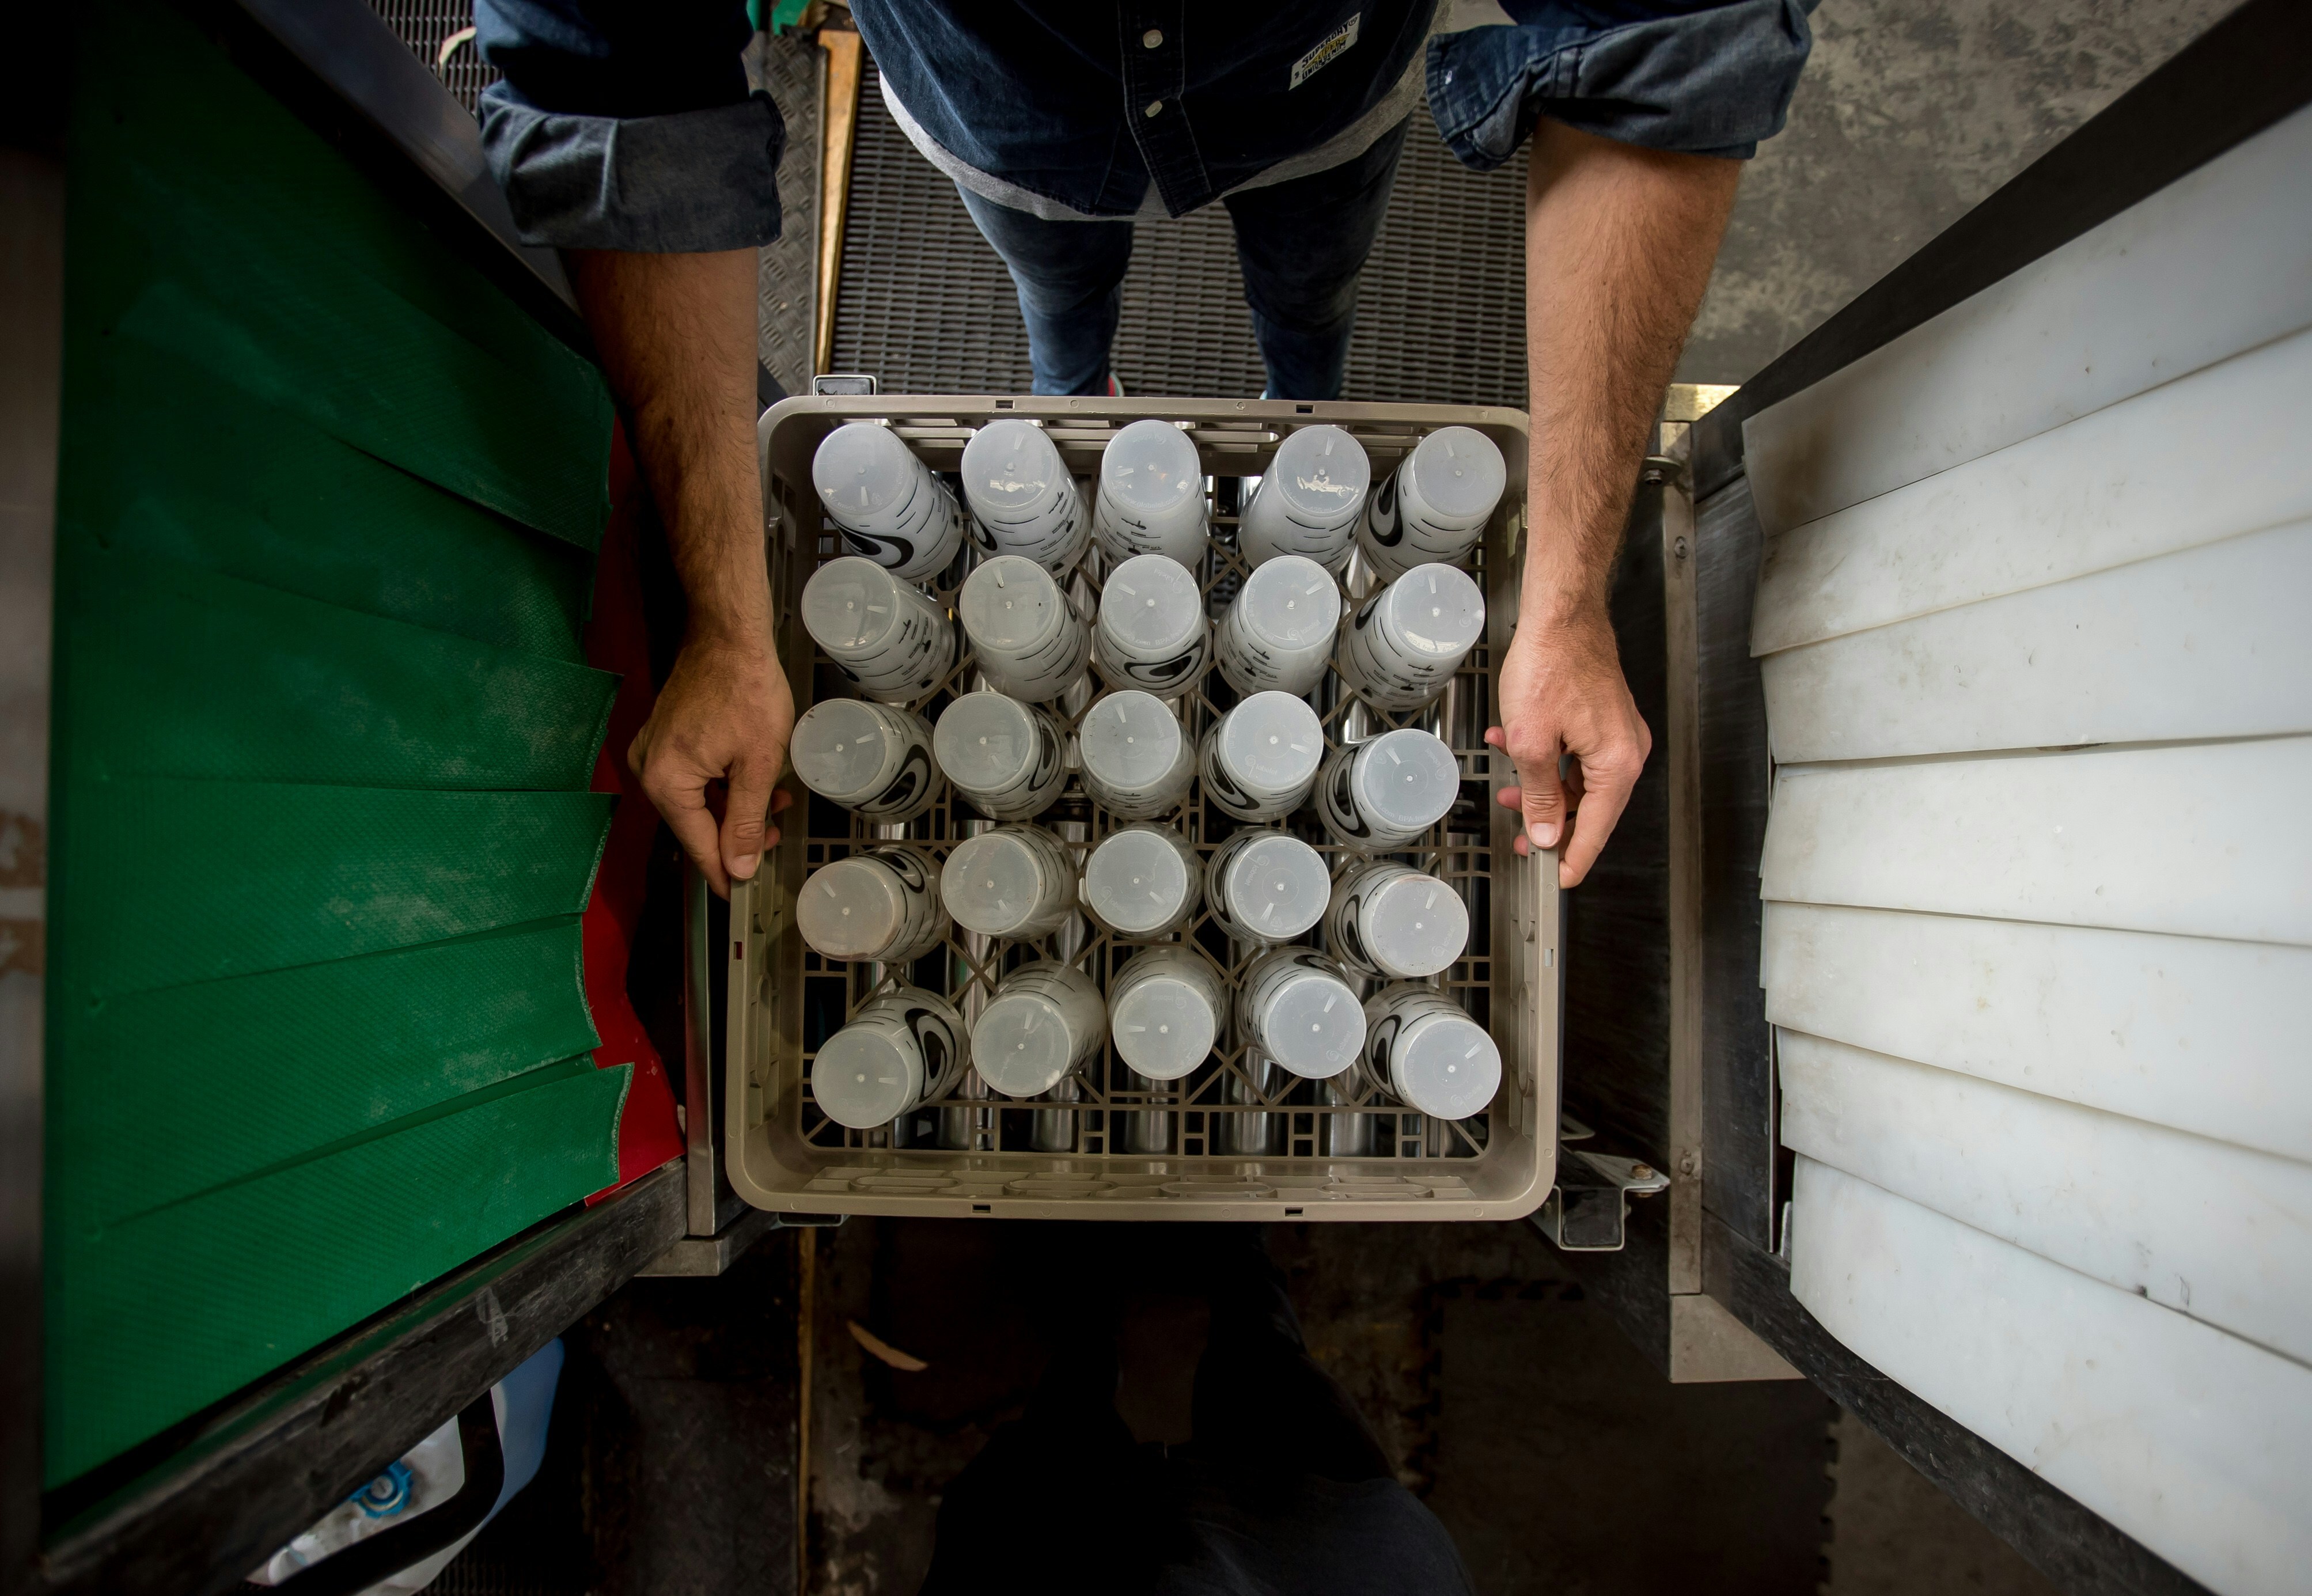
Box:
[1489,120,1741,888]
[569,247,793,896]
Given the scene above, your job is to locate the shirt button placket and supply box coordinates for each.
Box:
[1123,6,1206,212]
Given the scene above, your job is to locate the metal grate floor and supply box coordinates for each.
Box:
[832,62,1532,407]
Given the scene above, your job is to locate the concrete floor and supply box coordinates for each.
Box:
[1679,0,2234,382]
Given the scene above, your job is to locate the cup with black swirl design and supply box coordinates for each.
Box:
[1316,727,1460,852]
[1093,553,1209,693]
[790,699,942,823]
[1197,691,1325,822]
[810,986,966,1129]
[934,692,1066,822]
[1355,426,1504,583]
[812,422,967,582]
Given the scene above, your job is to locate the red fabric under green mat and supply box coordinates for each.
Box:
[581,427,687,1189]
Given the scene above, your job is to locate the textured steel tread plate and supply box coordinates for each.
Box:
[833,63,1530,407]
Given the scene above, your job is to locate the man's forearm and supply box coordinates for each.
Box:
[570,248,768,645]
[568,247,794,893]
[1489,122,1739,886]
[1522,123,1739,621]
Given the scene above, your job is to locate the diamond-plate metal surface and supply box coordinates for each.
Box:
[750,32,821,397]
[833,62,1532,407]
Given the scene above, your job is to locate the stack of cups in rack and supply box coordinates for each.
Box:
[797,415,1511,1137]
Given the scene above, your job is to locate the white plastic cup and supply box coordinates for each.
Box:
[1240,424,1370,571]
[1336,563,1487,714]
[972,960,1105,1098]
[1081,824,1202,937]
[1077,689,1193,819]
[812,423,967,582]
[1198,691,1325,821]
[940,824,1077,940]
[1316,727,1461,851]
[1107,946,1222,1082]
[1093,418,1208,568]
[795,847,946,964]
[960,419,1090,575]
[801,556,958,704]
[1093,552,1209,693]
[1214,554,1340,699]
[1356,426,1506,582]
[933,692,1066,822]
[1205,827,1329,945]
[1326,860,1468,979]
[958,554,1090,703]
[1362,983,1502,1120]
[790,699,941,822]
[1237,948,1367,1081]
[812,986,966,1129]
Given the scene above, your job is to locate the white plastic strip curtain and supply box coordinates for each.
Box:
[1743,104,2312,1596]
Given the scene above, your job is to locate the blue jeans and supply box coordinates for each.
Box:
[957,118,1413,401]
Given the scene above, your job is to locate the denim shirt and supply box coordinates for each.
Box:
[474,1,1811,251]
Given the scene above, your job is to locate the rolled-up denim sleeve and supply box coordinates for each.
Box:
[1427,0,1814,169]
[473,0,784,252]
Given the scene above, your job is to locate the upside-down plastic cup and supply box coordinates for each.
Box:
[801,555,957,704]
[1316,727,1460,851]
[1326,859,1468,979]
[940,824,1077,940]
[1362,982,1502,1120]
[1356,425,1505,582]
[1336,563,1487,713]
[957,554,1090,703]
[961,418,1089,575]
[796,847,946,964]
[812,422,967,582]
[1198,691,1325,821]
[1106,946,1222,1082]
[934,692,1066,821]
[1214,554,1340,699]
[1205,827,1329,945]
[1077,689,1193,819]
[1240,424,1369,571]
[972,960,1106,1098]
[812,986,966,1129]
[1093,418,1208,568]
[1093,552,1208,693]
[1081,824,1202,937]
[790,699,942,823]
[1237,948,1367,1082]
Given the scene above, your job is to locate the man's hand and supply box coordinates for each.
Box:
[630,629,795,896]
[1507,121,1738,887]
[568,246,785,897]
[1487,609,1650,888]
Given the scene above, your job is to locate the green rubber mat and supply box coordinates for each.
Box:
[47,0,630,1486]
[67,12,612,549]
[50,918,596,1231]
[47,1060,628,1486]
[58,780,612,1002]
[64,551,617,791]
[74,343,593,661]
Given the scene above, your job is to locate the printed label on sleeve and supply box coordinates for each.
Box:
[1290,12,1360,89]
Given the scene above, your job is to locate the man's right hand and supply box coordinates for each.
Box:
[628,627,795,897]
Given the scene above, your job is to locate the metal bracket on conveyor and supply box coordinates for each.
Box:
[1532,1115,1672,1252]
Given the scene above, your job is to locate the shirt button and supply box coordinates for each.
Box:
[1142,28,1163,48]
[1143,98,1163,118]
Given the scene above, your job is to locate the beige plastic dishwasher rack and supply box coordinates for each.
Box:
[727,396,1558,1222]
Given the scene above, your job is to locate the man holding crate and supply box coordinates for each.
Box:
[473,2,1811,899]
